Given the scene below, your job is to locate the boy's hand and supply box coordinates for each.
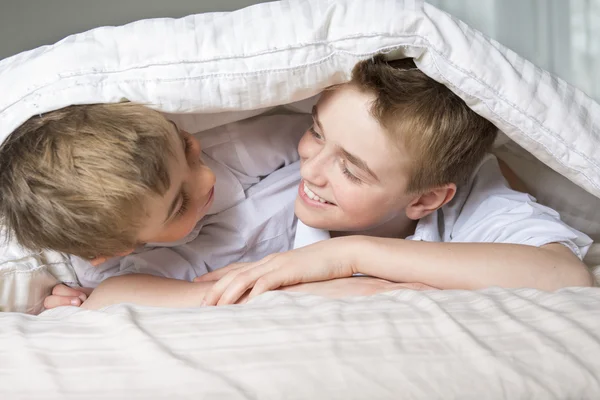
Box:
[195,238,358,306]
[44,284,93,309]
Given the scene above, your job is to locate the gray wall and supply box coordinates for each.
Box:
[0,0,271,60]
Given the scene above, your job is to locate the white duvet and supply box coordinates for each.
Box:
[1,0,600,398]
[0,288,598,399]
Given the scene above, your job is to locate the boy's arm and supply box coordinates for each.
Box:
[198,236,593,306]
[347,237,593,290]
[81,274,215,310]
[80,272,425,310]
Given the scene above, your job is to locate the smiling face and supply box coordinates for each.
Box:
[137,124,216,244]
[295,84,417,232]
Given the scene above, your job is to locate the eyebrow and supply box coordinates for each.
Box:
[312,106,380,182]
[342,148,380,182]
[164,120,186,223]
[169,120,186,153]
[165,190,183,223]
[311,106,324,132]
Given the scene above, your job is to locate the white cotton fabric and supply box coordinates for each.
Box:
[495,141,600,241]
[0,288,598,399]
[73,113,309,287]
[295,154,593,258]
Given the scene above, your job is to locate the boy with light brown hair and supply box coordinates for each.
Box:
[198,56,594,305]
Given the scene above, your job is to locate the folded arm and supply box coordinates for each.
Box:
[76,272,416,310]
[198,236,594,306]
[348,237,593,290]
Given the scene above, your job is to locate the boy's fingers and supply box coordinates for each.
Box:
[216,265,280,306]
[202,258,285,305]
[247,268,304,300]
[195,263,247,282]
[216,274,257,306]
[247,277,280,300]
[44,295,82,309]
[201,269,246,306]
[52,284,87,301]
[203,262,265,306]
[198,254,280,283]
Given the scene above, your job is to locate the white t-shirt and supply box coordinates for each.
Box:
[72,114,311,288]
[294,154,593,259]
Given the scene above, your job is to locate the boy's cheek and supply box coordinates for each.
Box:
[337,197,376,221]
[143,218,197,244]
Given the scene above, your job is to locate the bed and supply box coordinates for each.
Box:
[1,0,600,398]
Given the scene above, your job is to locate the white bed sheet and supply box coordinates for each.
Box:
[0,287,598,399]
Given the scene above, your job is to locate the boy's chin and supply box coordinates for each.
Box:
[295,210,326,230]
[295,211,352,232]
[294,199,372,232]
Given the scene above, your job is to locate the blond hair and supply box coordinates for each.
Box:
[350,55,497,192]
[0,103,175,258]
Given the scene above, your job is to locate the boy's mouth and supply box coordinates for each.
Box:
[299,180,335,206]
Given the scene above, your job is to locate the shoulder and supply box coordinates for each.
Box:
[440,155,592,256]
[441,154,523,223]
[443,153,546,236]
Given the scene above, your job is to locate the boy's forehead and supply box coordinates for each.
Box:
[166,121,186,152]
[319,83,357,104]
[317,85,410,177]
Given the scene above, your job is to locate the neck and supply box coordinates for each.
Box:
[331,214,418,240]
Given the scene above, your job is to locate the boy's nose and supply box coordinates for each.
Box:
[184,131,202,159]
[202,167,216,193]
[194,165,216,200]
[300,155,327,187]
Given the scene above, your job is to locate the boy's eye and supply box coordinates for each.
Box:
[175,190,191,218]
[309,125,323,140]
[341,160,361,184]
[183,135,194,155]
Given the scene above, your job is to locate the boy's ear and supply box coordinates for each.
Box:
[89,248,135,267]
[405,184,456,220]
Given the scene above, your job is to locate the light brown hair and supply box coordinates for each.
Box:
[350,55,497,192]
[0,103,176,258]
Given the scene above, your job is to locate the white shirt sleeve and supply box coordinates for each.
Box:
[200,113,310,182]
[447,155,593,259]
[71,248,202,288]
[71,161,303,288]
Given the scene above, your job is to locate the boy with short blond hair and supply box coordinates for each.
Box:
[0,103,176,260]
